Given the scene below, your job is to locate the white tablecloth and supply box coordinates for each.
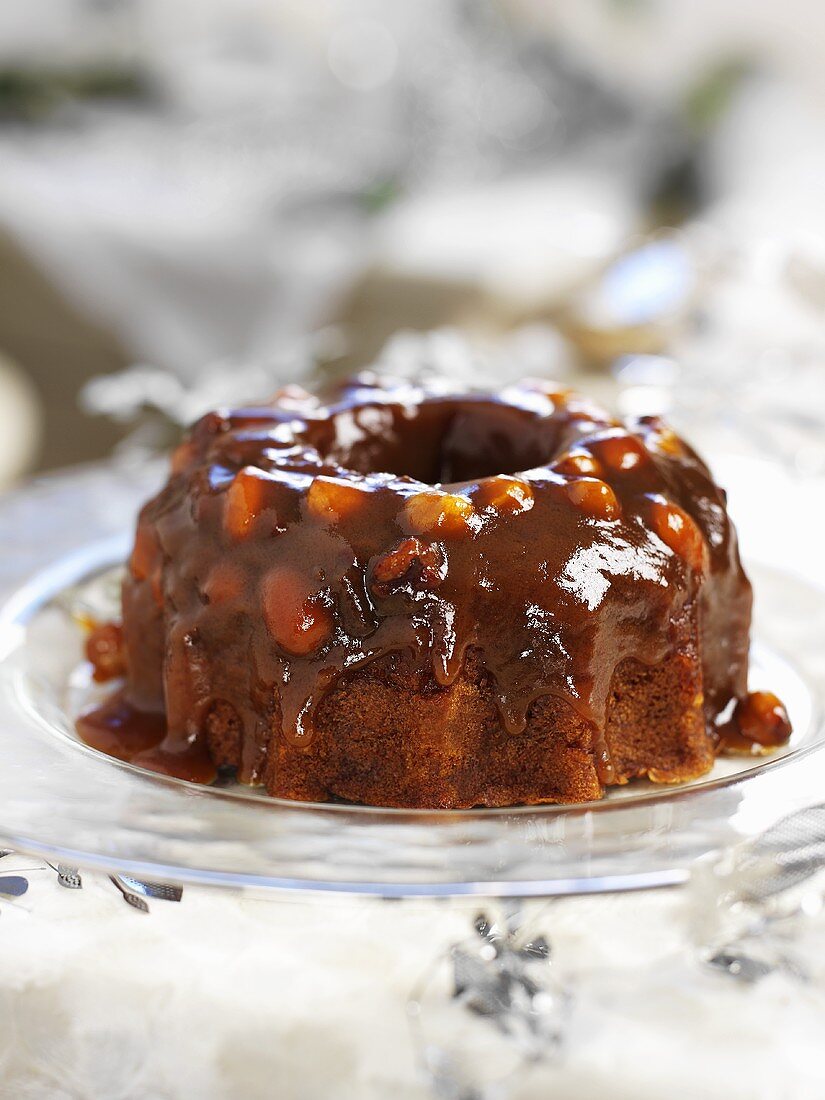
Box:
[1,853,823,1100]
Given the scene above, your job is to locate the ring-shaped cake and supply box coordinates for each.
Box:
[79,372,791,807]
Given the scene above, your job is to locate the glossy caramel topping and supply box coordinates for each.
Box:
[80,372,765,786]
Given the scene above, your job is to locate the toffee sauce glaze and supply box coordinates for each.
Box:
[77,374,790,791]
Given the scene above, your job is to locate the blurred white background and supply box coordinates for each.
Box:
[1,0,824,481]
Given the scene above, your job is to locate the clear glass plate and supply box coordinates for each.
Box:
[0,458,822,897]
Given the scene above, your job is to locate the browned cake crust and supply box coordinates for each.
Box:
[78,370,791,807]
[266,648,712,808]
[203,611,711,808]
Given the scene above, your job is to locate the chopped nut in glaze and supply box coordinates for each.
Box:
[403,490,475,537]
[371,537,446,596]
[85,622,126,683]
[565,477,622,521]
[589,430,650,473]
[130,523,159,581]
[306,475,370,522]
[636,415,685,457]
[655,429,685,457]
[649,499,709,573]
[202,561,245,605]
[470,475,534,515]
[261,566,334,656]
[224,466,275,540]
[553,449,602,477]
[734,691,792,748]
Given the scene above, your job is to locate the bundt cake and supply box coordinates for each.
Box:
[78,371,791,808]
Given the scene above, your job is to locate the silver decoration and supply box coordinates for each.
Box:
[693,803,825,985]
[108,874,150,913]
[409,906,570,1099]
[118,876,183,903]
[744,806,825,900]
[107,873,183,911]
[0,853,182,907]
[57,864,83,890]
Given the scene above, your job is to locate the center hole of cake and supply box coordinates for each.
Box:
[329,401,553,483]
